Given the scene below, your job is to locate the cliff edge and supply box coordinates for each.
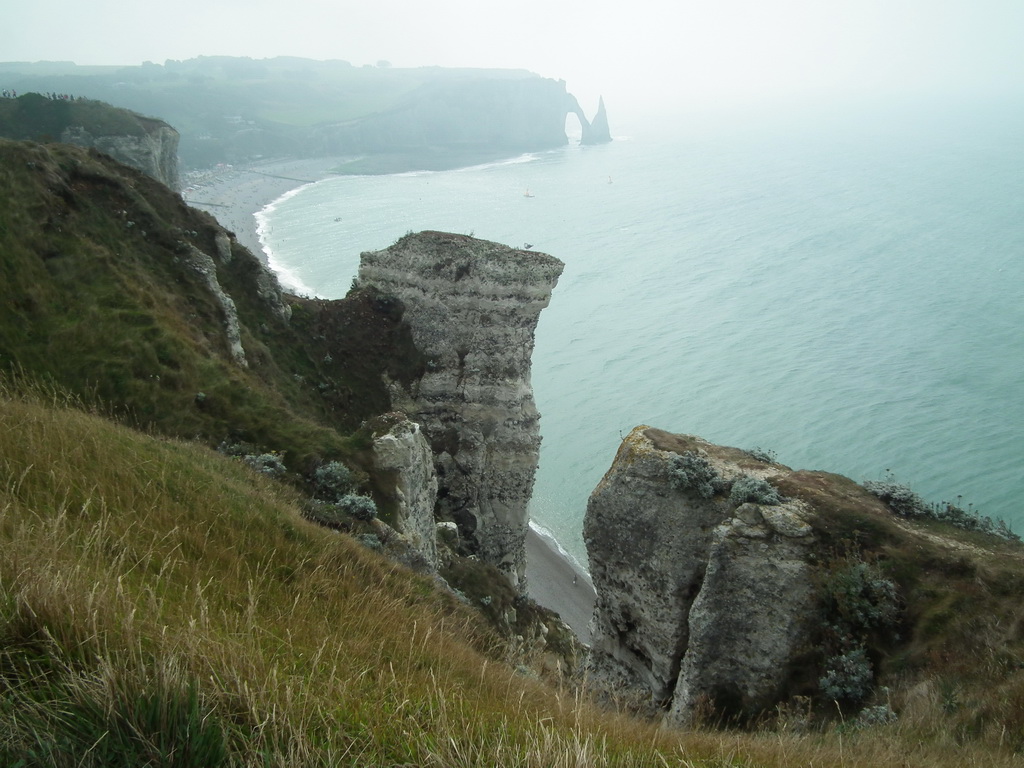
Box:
[585,426,1024,728]
[0,93,180,189]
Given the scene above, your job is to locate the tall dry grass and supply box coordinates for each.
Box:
[1,384,1021,766]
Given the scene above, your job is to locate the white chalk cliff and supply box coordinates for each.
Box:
[356,232,563,590]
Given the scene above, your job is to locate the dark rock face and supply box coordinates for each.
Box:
[357,232,563,590]
[584,427,818,723]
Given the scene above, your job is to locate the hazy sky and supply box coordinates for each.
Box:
[5,0,1024,114]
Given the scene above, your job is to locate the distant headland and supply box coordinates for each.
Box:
[0,57,610,171]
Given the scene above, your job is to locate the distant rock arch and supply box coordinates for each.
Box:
[565,93,612,145]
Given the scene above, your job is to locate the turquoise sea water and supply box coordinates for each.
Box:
[257,98,1024,566]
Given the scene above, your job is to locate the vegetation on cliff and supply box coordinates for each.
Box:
[0,137,421,472]
[0,92,157,141]
[2,138,1024,765]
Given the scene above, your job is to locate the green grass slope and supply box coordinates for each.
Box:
[0,92,159,142]
[0,137,422,479]
[0,386,593,766]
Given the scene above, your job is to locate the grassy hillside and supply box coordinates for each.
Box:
[3,137,1024,764]
[3,379,1022,768]
[0,137,422,477]
[0,384,589,766]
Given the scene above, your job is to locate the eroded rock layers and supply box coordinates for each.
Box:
[357,232,563,590]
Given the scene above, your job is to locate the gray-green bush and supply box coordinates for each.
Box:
[863,479,1018,541]
[242,452,287,478]
[339,494,377,521]
[823,560,900,633]
[670,452,724,499]
[746,446,778,463]
[313,460,354,501]
[820,646,874,705]
[729,474,782,506]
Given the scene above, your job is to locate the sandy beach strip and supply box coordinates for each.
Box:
[182,157,346,262]
[181,148,523,263]
[526,526,595,644]
[183,156,597,644]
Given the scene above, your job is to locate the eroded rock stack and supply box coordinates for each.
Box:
[357,232,563,590]
[584,426,818,724]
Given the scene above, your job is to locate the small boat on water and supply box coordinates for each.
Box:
[524,189,534,198]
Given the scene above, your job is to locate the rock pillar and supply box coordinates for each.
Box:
[357,232,563,589]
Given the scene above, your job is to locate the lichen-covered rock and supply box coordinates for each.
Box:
[371,413,440,570]
[667,507,816,725]
[585,426,817,722]
[357,232,563,590]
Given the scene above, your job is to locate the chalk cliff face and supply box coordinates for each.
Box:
[356,232,563,590]
[0,94,181,189]
[61,119,180,191]
[314,77,610,157]
[585,427,818,722]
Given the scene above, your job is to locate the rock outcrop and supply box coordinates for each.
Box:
[183,242,248,367]
[357,232,563,590]
[370,412,441,570]
[585,427,818,723]
[583,97,612,145]
[566,93,613,146]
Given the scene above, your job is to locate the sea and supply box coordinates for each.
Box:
[255,95,1024,569]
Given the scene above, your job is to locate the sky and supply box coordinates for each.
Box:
[4,0,1024,116]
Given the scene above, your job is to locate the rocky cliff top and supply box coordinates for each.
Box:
[585,425,1024,729]
[0,93,180,188]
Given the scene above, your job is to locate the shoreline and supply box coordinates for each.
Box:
[182,148,541,264]
[182,157,346,262]
[526,525,595,644]
[182,151,596,643]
